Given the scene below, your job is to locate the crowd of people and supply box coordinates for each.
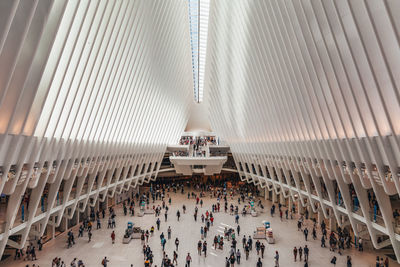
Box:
[10,176,393,267]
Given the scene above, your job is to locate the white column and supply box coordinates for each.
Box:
[297,200,301,215]
[272,191,277,203]
[280,192,285,206]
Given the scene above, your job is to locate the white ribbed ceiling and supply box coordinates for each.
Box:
[0,0,193,146]
[206,0,400,146]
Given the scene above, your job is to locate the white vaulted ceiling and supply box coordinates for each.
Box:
[0,0,193,146]
[206,0,400,260]
[0,0,193,256]
[207,0,400,145]
[1,0,400,263]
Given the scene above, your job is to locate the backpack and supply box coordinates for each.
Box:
[101,259,105,265]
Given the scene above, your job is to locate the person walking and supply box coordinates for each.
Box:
[293,246,298,262]
[303,228,309,241]
[304,245,309,262]
[111,231,115,244]
[274,251,279,267]
[186,253,192,267]
[260,243,265,259]
[237,225,240,236]
[202,241,207,257]
[257,257,263,267]
[173,251,178,265]
[347,256,352,267]
[298,246,303,261]
[175,238,180,251]
[229,254,236,267]
[161,237,166,251]
[37,237,43,251]
[236,249,241,264]
[101,257,109,267]
[198,240,202,255]
[331,256,337,265]
[156,218,161,230]
[168,226,172,239]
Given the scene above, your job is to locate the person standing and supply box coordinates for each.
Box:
[168,226,172,239]
[237,225,240,236]
[175,238,179,251]
[384,257,389,267]
[293,246,298,261]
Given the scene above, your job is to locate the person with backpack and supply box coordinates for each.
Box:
[101,257,109,267]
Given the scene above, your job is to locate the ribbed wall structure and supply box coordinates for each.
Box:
[0,0,192,257]
[206,0,400,261]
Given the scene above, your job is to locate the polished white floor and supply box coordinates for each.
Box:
[2,189,399,267]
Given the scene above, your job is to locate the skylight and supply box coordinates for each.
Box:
[188,0,210,103]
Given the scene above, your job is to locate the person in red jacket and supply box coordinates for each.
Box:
[111,231,115,244]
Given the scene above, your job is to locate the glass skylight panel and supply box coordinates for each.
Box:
[188,0,209,103]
